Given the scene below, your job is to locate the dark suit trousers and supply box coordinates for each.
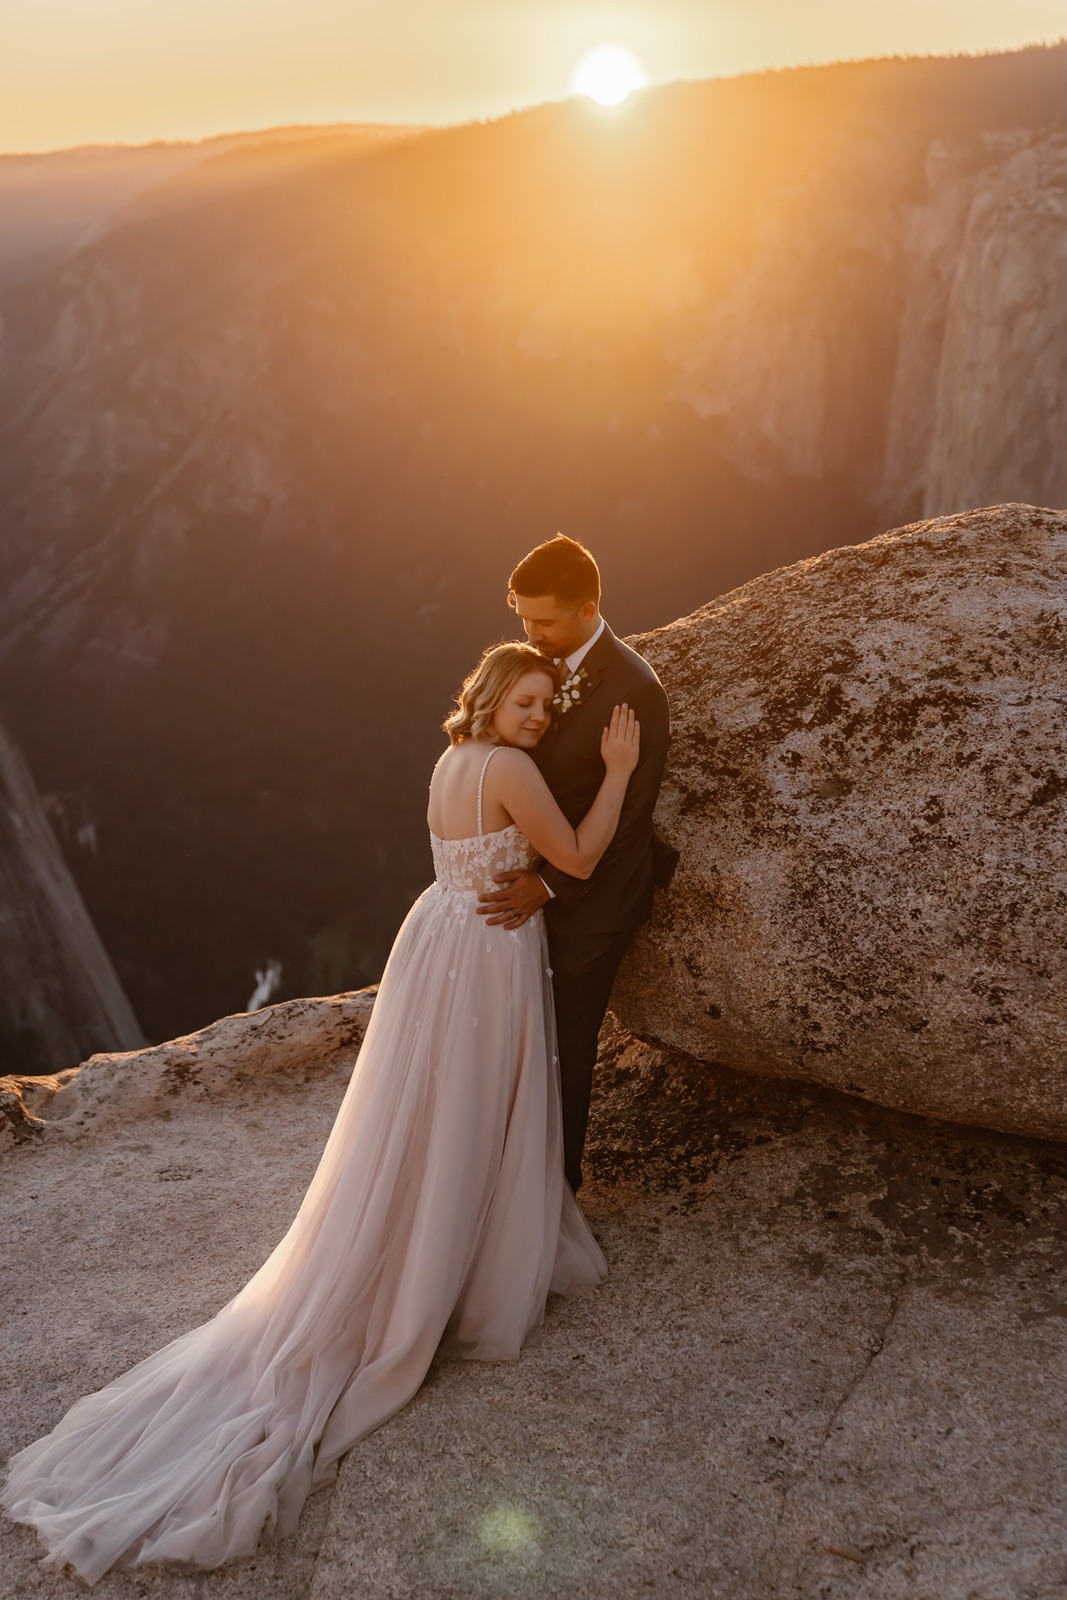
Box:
[547,926,634,1193]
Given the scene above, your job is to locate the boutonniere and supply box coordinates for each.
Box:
[553,665,589,717]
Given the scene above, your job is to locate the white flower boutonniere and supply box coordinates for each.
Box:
[553,665,589,718]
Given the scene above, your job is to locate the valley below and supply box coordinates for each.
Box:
[0,44,1063,1050]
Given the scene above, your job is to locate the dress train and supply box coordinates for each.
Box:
[2,770,605,1583]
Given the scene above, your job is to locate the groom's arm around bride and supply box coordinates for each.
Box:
[478,535,676,1191]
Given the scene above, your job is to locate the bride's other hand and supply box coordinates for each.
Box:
[601,703,640,776]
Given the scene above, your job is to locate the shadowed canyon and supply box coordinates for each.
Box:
[0,44,1064,1053]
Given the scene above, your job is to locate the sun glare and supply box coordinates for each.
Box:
[569,44,648,107]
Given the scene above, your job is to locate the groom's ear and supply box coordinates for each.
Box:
[577,600,598,623]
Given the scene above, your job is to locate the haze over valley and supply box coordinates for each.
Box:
[0,44,1063,1049]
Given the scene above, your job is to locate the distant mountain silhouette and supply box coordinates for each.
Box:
[0,46,1063,1047]
[0,125,421,288]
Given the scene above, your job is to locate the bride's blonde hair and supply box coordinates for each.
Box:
[444,643,560,746]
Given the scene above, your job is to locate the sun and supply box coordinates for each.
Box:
[569,44,648,108]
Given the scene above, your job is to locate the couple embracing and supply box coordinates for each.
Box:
[3,535,675,1582]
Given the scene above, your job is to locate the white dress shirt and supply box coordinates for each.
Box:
[558,616,605,678]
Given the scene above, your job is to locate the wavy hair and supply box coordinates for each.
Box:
[443,643,559,746]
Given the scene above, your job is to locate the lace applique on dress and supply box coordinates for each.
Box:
[430,827,536,894]
[430,747,537,894]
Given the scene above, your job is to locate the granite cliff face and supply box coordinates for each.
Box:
[672,126,1067,523]
[0,718,144,1074]
[613,504,1067,1140]
[878,130,1067,520]
[921,133,1067,516]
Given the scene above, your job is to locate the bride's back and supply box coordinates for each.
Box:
[427,742,518,840]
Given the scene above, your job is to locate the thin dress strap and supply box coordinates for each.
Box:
[476,746,499,837]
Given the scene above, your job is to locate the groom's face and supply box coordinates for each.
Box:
[509,593,598,661]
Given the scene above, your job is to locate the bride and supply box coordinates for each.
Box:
[2,642,640,1584]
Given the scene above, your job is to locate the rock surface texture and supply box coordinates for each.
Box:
[614,504,1067,1140]
[0,719,144,1075]
[2,997,1063,1600]
[0,987,376,1152]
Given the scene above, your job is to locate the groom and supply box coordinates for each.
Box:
[477,534,675,1192]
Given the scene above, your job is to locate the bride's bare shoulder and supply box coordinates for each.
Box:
[490,746,545,785]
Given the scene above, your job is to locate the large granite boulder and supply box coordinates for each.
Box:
[614,504,1067,1140]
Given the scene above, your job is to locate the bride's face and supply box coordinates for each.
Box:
[490,670,556,749]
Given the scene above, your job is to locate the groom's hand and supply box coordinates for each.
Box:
[476,869,550,928]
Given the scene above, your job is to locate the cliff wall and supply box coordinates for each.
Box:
[0,718,144,1072]
[672,127,1067,523]
[922,133,1067,515]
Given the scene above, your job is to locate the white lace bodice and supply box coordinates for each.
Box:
[430,824,537,893]
[429,746,537,893]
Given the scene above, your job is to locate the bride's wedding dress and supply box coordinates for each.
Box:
[2,750,606,1584]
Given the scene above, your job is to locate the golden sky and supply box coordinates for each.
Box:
[1,0,1064,153]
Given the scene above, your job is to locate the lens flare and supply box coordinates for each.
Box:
[476,1504,540,1553]
[569,44,648,107]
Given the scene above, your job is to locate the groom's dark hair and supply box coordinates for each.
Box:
[509,534,601,608]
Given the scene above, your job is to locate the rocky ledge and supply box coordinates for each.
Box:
[2,989,1064,1600]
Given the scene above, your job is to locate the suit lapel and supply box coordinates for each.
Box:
[550,625,618,740]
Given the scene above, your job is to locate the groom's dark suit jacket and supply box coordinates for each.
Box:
[534,624,675,937]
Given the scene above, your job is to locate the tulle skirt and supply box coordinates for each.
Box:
[2,882,605,1582]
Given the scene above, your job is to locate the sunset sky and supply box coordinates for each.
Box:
[2,0,1064,153]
